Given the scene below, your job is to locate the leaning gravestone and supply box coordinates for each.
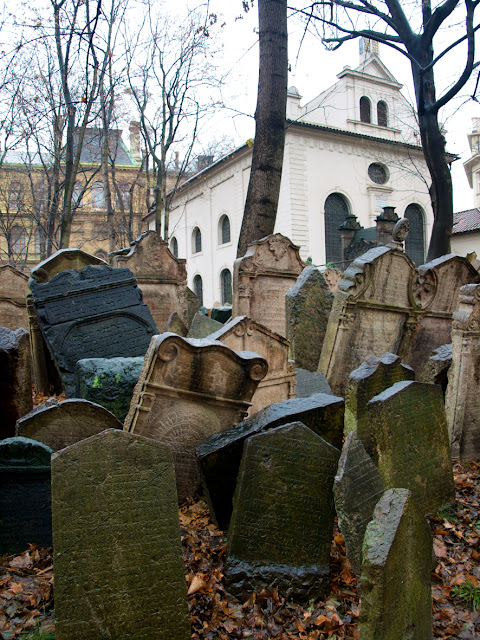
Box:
[197,393,344,530]
[30,264,158,396]
[0,327,32,439]
[418,343,452,395]
[76,356,144,421]
[294,368,332,397]
[359,488,433,640]
[0,437,53,553]
[186,312,223,338]
[334,433,384,578]
[285,266,334,371]
[125,333,268,502]
[162,311,188,337]
[51,429,190,640]
[225,422,340,600]
[16,399,122,451]
[0,265,28,330]
[367,380,455,515]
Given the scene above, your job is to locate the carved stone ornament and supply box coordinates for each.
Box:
[391,218,409,244]
[452,284,480,332]
[339,311,355,330]
[268,236,289,260]
[233,318,255,337]
[411,268,438,310]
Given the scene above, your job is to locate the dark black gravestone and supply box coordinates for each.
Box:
[334,432,384,578]
[225,422,340,600]
[0,327,32,439]
[30,265,158,395]
[295,368,332,397]
[211,306,232,323]
[0,437,53,553]
[197,393,344,530]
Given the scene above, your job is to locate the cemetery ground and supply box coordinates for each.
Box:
[0,461,478,639]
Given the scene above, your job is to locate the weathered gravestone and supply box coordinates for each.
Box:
[321,266,342,293]
[51,429,190,640]
[76,357,144,421]
[0,437,53,553]
[16,399,122,451]
[209,316,296,415]
[366,380,455,515]
[359,488,433,640]
[224,422,340,600]
[187,311,223,338]
[285,266,334,371]
[125,333,268,502]
[0,327,33,439]
[294,368,332,397]
[333,432,384,578]
[418,343,452,395]
[0,265,28,330]
[185,287,201,328]
[30,264,158,396]
[211,306,232,323]
[162,311,188,337]
[233,233,305,337]
[446,284,480,460]
[197,393,344,530]
[344,352,414,455]
[110,230,189,330]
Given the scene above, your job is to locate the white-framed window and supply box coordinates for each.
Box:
[91,182,105,208]
[218,214,231,245]
[192,227,202,254]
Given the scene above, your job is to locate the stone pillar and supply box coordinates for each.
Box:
[375,206,399,245]
[339,214,361,261]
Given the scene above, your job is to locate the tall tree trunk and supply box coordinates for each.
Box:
[236,0,288,258]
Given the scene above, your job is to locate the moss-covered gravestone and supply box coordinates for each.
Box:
[186,311,223,338]
[367,380,455,515]
[360,488,433,640]
[0,327,32,439]
[225,422,340,600]
[334,432,384,578]
[295,368,332,397]
[51,429,190,640]
[0,437,53,553]
[163,311,188,336]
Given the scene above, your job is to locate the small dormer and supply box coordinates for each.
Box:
[287,86,302,120]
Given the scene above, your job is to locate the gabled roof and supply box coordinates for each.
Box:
[453,208,480,234]
[337,53,402,88]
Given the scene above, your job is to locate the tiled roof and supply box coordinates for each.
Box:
[453,208,480,234]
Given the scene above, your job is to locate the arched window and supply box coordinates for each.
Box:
[116,184,130,209]
[324,193,350,266]
[193,274,203,306]
[91,182,105,208]
[11,226,26,255]
[8,182,24,210]
[360,96,371,123]
[170,236,178,258]
[219,214,231,245]
[404,204,425,266]
[220,268,232,305]
[192,227,202,254]
[377,101,388,127]
[34,227,44,255]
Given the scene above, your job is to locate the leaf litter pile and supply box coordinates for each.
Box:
[1,462,479,639]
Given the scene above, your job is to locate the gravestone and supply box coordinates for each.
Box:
[344,352,415,455]
[233,233,305,337]
[367,380,455,515]
[16,399,122,451]
[162,311,188,337]
[418,343,452,395]
[187,312,223,338]
[76,357,144,421]
[209,316,296,415]
[333,432,384,578]
[185,287,201,328]
[0,265,28,330]
[110,231,189,329]
[225,422,340,600]
[51,429,190,640]
[211,306,232,323]
[446,284,480,460]
[359,488,433,640]
[125,333,268,502]
[30,264,158,396]
[321,266,342,293]
[294,368,332,397]
[197,392,344,530]
[0,327,32,439]
[285,266,334,371]
[0,437,53,553]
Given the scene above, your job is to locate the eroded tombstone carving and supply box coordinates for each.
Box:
[197,393,344,530]
[446,284,480,460]
[233,234,305,337]
[110,231,189,330]
[344,353,414,455]
[0,265,28,330]
[51,429,190,640]
[225,422,340,600]
[187,312,223,338]
[209,316,296,415]
[359,488,433,640]
[16,399,122,451]
[30,265,158,396]
[418,343,452,395]
[285,266,334,371]
[321,267,342,293]
[163,311,188,337]
[0,437,53,553]
[0,327,32,439]
[333,433,384,578]
[367,380,455,515]
[295,368,332,397]
[125,334,268,502]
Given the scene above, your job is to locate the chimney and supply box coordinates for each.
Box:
[129,121,142,162]
[376,206,399,245]
[339,214,362,261]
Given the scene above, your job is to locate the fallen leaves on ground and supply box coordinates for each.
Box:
[1,462,479,639]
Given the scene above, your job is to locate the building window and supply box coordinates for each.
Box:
[219,214,231,245]
[34,184,46,212]
[116,184,130,209]
[324,193,350,267]
[73,183,83,208]
[91,182,105,208]
[368,163,388,185]
[170,236,178,258]
[8,182,24,210]
[34,227,44,255]
[220,268,232,305]
[404,203,425,266]
[193,274,203,306]
[377,101,388,127]
[192,227,202,254]
[360,96,371,123]
[11,226,26,255]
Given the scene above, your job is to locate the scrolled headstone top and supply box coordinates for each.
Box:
[390,217,409,246]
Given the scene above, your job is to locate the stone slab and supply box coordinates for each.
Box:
[0,327,33,439]
[162,312,188,337]
[294,368,332,397]
[418,343,452,395]
[0,265,28,330]
[187,312,223,338]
